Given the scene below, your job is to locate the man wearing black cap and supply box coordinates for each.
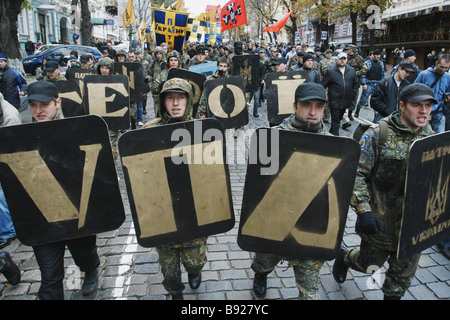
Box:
[187,47,208,68]
[43,60,66,82]
[292,54,320,83]
[355,49,385,118]
[79,54,94,70]
[391,49,420,83]
[251,82,330,300]
[370,62,414,122]
[333,83,435,300]
[26,81,100,299]
[272,57,288,73]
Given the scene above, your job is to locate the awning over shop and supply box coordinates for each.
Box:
[382,4,450,22]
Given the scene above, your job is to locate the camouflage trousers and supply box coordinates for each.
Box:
[130,102,137,128]
[251,253,325,300]
[109,130,119,159]
[344,240,420,298]
[152,94,160,118]
[157,237,207,294]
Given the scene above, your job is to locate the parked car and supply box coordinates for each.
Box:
[22,44,102,75]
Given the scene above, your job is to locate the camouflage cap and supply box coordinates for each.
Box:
[116,49,127,57]
[97,57,114,73]
[154,46,165,55]
[167,50,181,60]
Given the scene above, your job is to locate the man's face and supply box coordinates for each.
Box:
[435,60,450,75]
[29,99,61,122]
[399,100,433,131]
[271,50,278,58]
[99,66,110,75]
[117,55,126,62]
[128,53,136,62]
[197,53,206,62]
[156,52,163,60]
[275,63,286,72]
[81,62,89,68]
[336,56,347,67]
[0,60,7,69]
[303,58,314,69]
[397,68,410,81]
[259,51,265,59]
[218,62,228,72]
[47,68,60,79]
[293,99,325,125]
[325,52,332,59]
[168,57,179,68]
[165,92,187,118]
[405,55,416,63]
[373,54,381,61]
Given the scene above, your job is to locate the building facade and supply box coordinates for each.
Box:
[17,0,73,51]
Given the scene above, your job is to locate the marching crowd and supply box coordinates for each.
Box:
[0,39,449,300]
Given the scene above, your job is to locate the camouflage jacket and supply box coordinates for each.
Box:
[43,74,66,82]
[351,110,434,250]
[276,114,329,135]
[318,57,336,79]
[264,56,278,74]
[347,53,367,83]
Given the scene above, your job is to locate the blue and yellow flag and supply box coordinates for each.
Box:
[153,8,190,53]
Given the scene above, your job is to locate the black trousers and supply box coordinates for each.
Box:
[330,108,346,136]
[33,235,99,300]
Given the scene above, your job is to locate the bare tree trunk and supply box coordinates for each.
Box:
[80,0,92,46]
[350,11,358,45]
[0,0,26,74]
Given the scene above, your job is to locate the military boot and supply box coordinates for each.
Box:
[253,273,267,298]
[0,252,21,285]
[81,269,98,295]
[172,292,184,300]
[188,272,202,290]
[332,248,349,283]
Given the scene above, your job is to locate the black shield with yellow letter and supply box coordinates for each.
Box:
[0,115,126,246]
[114,62,143,103]
[167,68,206,118]
[265,71,309,125]
[83,75,130,131]
[64,68,96,97]
[238,128,360,260]
[118,119,235,247]
[204,76,248,129]
[398,132,450,260]
[53,80,85,117]
[231,55,260,93]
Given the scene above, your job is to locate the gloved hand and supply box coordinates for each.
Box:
[356,211,383,235]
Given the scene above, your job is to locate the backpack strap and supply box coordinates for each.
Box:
[377,119,389,151]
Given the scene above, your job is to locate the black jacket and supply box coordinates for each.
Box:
[0,65,27,109]
[321,64,358,110]
[370,76,410,118]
